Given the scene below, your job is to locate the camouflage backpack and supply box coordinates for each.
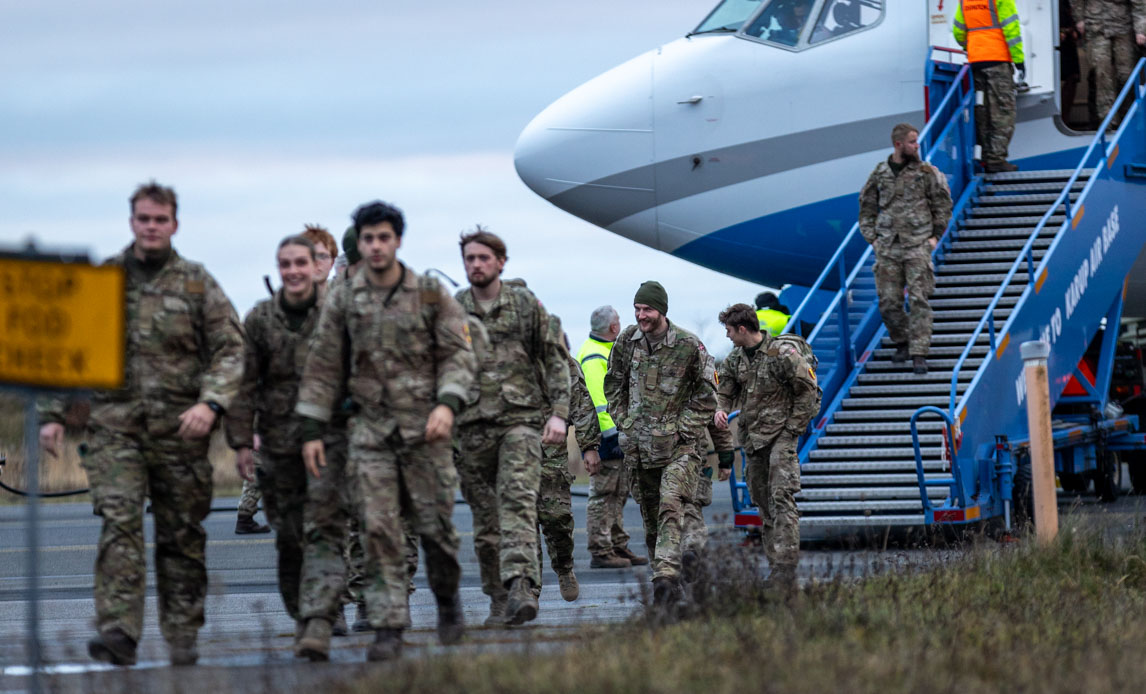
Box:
[770,333,818,375]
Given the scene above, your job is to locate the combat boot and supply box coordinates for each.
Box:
[765,564,799,605]
[912,356,928,375]
[484,590,509,627]
[366,628,403,662]
[169,635,198,667]
[558,571,580,601]
[352,602,371,632]
[616,546,648,566]
[436,592,465,645]
[983,160,1018,173]
[296,618,333,662]
[332,607,349,637]
[681,550,701,584]
[504,577,539,626]
[234,514,270,534]
[589,552,630,569]
[87,627,137,667]
[892,343,910,364]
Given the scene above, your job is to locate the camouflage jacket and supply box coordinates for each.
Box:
[1071,0,1146,37]
[859,158,953,251]
[295,263,475,442]
[455,282,570,428]
[703,352,736,459]
[604,321,716,466]
[563,349,601,452]
[716,334,822,451]
[39,245,243,438]
[225,290,320,456]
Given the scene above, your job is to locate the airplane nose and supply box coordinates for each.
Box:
[514,50,657,247]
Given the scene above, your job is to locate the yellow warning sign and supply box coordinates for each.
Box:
[0,257,125,390]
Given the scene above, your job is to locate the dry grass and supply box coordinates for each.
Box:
[0,393,243,502]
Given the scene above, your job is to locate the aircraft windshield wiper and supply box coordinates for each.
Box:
[686,25,740,37]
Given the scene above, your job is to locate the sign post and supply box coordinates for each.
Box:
[0,243,124,691]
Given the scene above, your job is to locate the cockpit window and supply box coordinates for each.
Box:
[809,0,883,44]
[693,0,765,35]
[742,0,816,47]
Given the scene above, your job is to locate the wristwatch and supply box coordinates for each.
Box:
[205,401,225,416]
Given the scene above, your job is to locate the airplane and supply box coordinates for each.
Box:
[513,0,1146,317]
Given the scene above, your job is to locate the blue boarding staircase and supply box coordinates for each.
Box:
[729,55,1146,533]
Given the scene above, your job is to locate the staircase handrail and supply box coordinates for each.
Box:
[909,406,963,510]
[783,62,972,338]
[947,58,1146,417]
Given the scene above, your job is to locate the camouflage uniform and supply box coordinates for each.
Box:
[604,322,716,580]
[455,283,570,598]
[237,478,262,518]
[1072,1,1146,122]
[226,290,325,621]
[537,350,600,581]
[716,334,821,585]
[296,263,474,630]
[682,418,736,554]
[39,245,243,648]
[859,158,952,357]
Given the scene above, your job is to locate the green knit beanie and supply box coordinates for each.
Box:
[633,280,668,315]
[342,226,361,265]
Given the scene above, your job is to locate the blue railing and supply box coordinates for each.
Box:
[909,406,963,512]
[945,58,1146,417]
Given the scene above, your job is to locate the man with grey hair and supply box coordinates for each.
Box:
[577,306,647,569]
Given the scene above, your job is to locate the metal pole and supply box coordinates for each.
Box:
[1021,340,1058,544]
[24,393,43,693]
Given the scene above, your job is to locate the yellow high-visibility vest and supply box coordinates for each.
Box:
[576,336,616,437]
[757,308,790,337]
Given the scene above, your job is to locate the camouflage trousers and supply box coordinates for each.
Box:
[256,451,309,621]
[1087,32,1137,125]
[81,427,212,645]
[343,516,418,606]
[746,434,801,574]
[237,477,261,518]
[537,444,576,577]
[874,242,934,357]
[457,424,542,595]
[626,441,699,580]
[972,62,1016,165]
[350,418,461,630]
[297,435,356,623]
[681,466,714,554]
[585,455,631,557]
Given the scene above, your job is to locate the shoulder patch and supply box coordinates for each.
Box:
[462,322,472,346]
[186,280,205,294]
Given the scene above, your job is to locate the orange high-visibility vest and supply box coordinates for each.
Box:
[960,0,1013,63]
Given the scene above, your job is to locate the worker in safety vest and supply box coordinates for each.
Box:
[953,0,1024,173]
[755,292,790,337]
[576,305,648,569]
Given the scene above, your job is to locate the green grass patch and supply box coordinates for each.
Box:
[336,519,1146,693]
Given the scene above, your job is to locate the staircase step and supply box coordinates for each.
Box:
[872,344,987,357]
[950,238,1052,251]
[881,334,987,346]
[968,204,1066,216]
[936,262,1031,274]
[943,250,1044,263]
[930,295,1019,308]
[983,168,1094,182]
[803,460,946,473]
[798,499,926,513]
[857,371,971,384]
[815,434,944,446]
[974,192,1080,205]
[932,321,990,333]
[932,284,1024,297]
[956,226,1060,239]
[825,421,946,435]
[842,395,952,408]
[933,308,1012,320]
[980,181,1086,194]
[831,409,938,421]
[864,358,984,371]
[962,215,1065,228]
[850,383,967,396]
[800,473,953,486]
[936,272,1029,285]
[797,485,948,500]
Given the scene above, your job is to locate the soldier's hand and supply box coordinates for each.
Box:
[177,403,216,440]
[302,440,327,479]
[929,237,938,250]
[425,404,455,442]
[1076,20,1084,36]
[1138,33,1146,47]
[714,410,730,430]
[39,423,65,457]
[583,448,601,475]
[253,433,262,452]
[542,415,567,445]
[236,447,256,482]
[717,467,732,483]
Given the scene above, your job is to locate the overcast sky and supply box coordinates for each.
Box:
[1,0,763,354]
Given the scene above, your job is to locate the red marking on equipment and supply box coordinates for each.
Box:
[934,509,964,522]
[860,349,872,363]
[816,417,828,430]
[735,513,763,527]
[1063,358,1096,396]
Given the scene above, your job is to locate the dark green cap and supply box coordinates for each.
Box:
[634,280,668,315]
[342,226,361,265]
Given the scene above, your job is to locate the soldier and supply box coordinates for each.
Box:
[226,235,325,637]
[577,306,646,569]
[455,227,570,626]
[301,224,338,291]
[1071,1,1146,126]
[536,337,601,602]
[680,410,737,576]
[953,0,1024,172]
[859,123,953,375]
[296,201,474,661]
[38,181,244,667]
[714,303,820,598]
[604,281,716,607]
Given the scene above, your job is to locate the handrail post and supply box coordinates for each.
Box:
[836,257,853,369]
[910,405,963,512]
